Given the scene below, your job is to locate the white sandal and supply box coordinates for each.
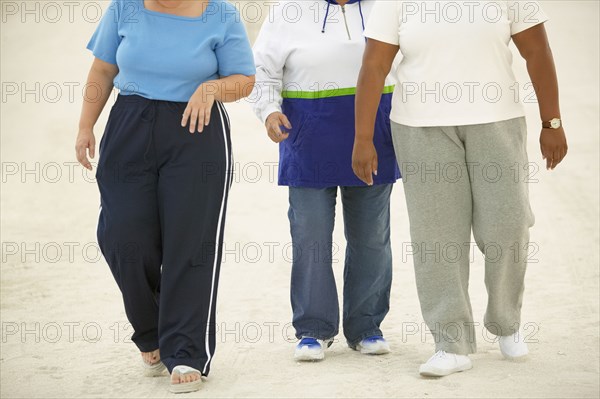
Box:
[142,360,167,377]
[169,365,202,394]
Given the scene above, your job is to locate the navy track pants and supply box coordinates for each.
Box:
[96,94,232,375]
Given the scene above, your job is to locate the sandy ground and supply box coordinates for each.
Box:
[1,1,599,398]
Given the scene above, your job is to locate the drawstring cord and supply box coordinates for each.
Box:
[321,1,331,33]
[358,0,365,31]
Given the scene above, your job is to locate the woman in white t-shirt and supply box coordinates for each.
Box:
[352,1,568,376]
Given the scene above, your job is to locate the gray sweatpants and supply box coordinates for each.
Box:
[391,117,535,355]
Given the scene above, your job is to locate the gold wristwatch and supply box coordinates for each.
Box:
[542,118,562,129]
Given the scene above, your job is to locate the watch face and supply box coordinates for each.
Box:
[551,119,561,129]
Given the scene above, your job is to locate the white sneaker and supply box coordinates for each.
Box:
[355,336,391,355]
[294,337,333,361]
[499,331,529,359]
[419,350,473,377]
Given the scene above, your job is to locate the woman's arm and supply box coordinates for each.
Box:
[353,39,399,185]
[513,24,568,170]
[181,74,255,133]
[76,58,118,170]
[204,74,256,103]
[251,13,291,143]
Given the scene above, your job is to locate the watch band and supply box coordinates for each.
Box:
[543,118,562,129]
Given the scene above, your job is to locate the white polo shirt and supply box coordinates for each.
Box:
[364,1,549,127]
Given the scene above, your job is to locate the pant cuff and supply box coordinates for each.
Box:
[134,341,159,354]
[346,329,384,348]
[435,340,477,355]
[295,331,338,341]
[484,320,520,337]
[161,357,208,376]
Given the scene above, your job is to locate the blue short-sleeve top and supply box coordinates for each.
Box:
[86,0,256,102]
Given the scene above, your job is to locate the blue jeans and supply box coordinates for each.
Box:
[288,184,393,347]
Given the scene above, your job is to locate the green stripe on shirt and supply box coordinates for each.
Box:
[282,85,395,99]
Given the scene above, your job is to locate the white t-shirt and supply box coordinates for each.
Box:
[364,1,549,127]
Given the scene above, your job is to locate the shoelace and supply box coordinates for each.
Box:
[429,350,448,362]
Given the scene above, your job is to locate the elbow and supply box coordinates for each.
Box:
[240,75,256,99]
[90,57,119,80]
[360,61,391,84]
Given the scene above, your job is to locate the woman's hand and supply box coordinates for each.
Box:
[265,112,291,143]
[75,129,96,171]
[540,127,568,170]
[352,138,378,186]
[182,84,216,133]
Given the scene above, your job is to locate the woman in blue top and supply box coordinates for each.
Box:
[252,0,400,361]
[75,0,255,393]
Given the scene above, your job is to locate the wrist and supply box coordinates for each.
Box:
[262,105,283,124]
[354,134,374,143]
[78,125,94,133]
[265,111,281,122]
[196,82,217,100]
[542,117,562,129]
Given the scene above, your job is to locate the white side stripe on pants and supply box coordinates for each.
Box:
[202,101,231,375]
